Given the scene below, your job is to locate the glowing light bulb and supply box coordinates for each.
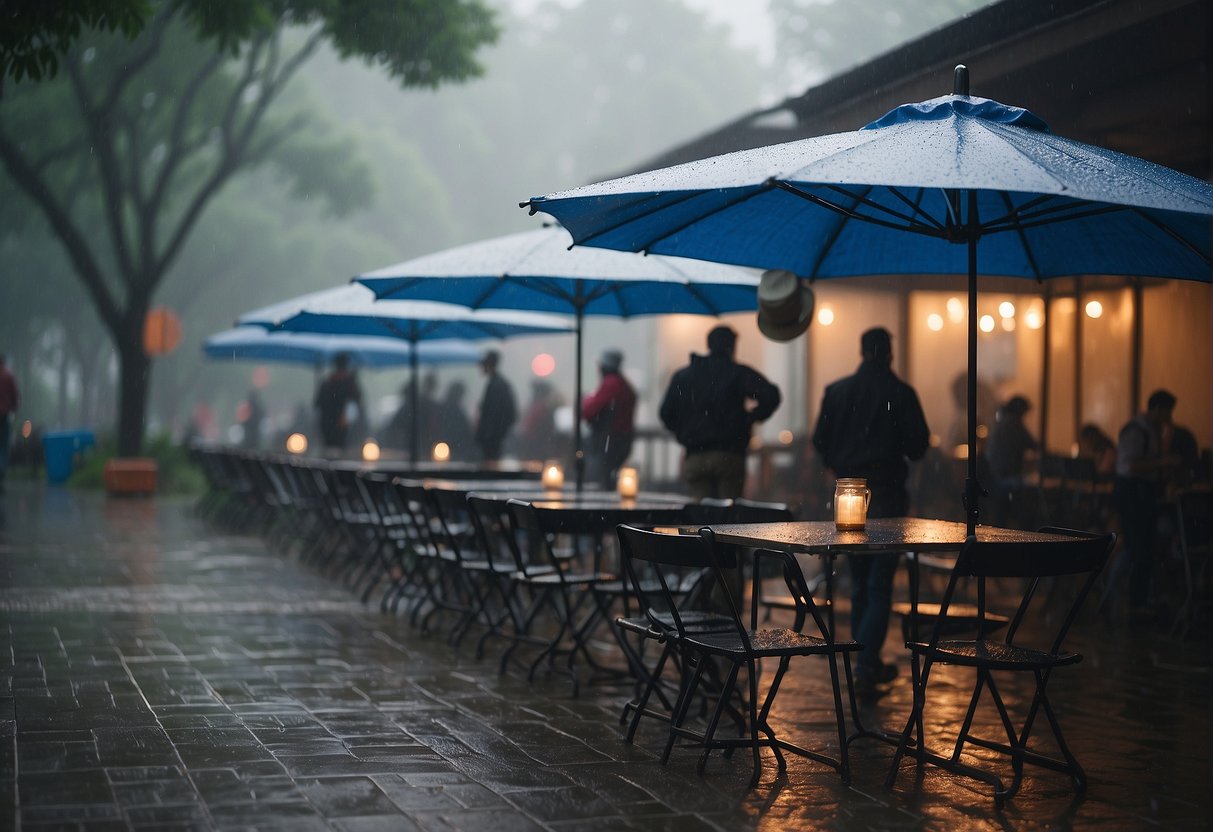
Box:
[946,296,965,322]
[286,433,308,454]
[531,353,556,377]
[432,442,450,462]
[778,429,793,445]
[998,301,1016,318]
[362,439,381,462]
[1085,300,1103,319]
[817,306,834,326]
[927,313,944,331]
[1024,310,1043,330]
[979,315,996,333]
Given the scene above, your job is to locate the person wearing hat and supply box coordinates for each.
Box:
[659,325,781,499]
[474,349,517,462]
[980,395,1038,523]
[582,349,637,488]
[812,327,929,694]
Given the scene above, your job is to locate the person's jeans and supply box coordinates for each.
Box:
[849,551,900,674]
[683,451,746,500]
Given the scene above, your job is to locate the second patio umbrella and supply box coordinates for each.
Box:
[523,66,1213,529]
[354,224,762,488]
[204,326,481,369]
[239,285,573,462]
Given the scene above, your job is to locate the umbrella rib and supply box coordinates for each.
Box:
[777,181,942,236]
[998,191,1045,280]
[1126,205,1213,267]
[884,185,949,232]
[806,186,870,279]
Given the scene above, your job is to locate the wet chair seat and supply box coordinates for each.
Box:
[886,528,1116,805]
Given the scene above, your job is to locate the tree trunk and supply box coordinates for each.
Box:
[117,330,151,456]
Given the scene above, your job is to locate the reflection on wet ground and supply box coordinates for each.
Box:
[1,482,1209,830]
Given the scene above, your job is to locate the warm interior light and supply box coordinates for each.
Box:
[1085,300,1103,319]
[817,306,835,326]
[976,424,989,439]
[531,353,556,377]
[1001,316,1016,332]
[1024,309,1043,329]
[286,433,308,454]
[927,313,944,331]
[946,296,965,322]
[928,433,941,448]
[541,460,564,490]
[617,466,639,499]
[432,442,450,462]
[778,429,794,445]
[998,301,1016,318]
[362,439,381,462]
[979,315,995,333]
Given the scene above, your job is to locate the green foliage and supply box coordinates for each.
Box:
[67,433,206,494]
[0,0,149,85]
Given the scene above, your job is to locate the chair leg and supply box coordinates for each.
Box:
[696,660,740,775]
[665,653,707,764]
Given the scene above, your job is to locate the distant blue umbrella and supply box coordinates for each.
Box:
[204,327,481,369]
[354,224,761,487]
[524,66,1213,529]
[239,285,572,461]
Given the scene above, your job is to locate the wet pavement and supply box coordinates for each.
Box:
[1,481,1210,830]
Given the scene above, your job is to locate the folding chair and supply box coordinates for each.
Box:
[617,524,860,787]
[504,499,618,696]
[886,529,1116,804]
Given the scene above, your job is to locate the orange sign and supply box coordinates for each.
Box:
[143,307,183,356]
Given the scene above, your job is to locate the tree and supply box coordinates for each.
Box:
[0,0,497,454]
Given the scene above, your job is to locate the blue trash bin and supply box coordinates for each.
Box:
[42,430,96,484]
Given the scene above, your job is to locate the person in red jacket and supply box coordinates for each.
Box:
[582,349,637,489]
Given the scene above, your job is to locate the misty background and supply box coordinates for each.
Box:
[0,0,987,450]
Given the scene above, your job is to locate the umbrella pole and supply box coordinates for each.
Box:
[409,341,419,464]
[963,191,982,535]
[573,308,585,492]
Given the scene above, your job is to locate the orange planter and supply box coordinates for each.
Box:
[104,458,158,495]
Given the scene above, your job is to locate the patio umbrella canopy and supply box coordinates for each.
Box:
[354,224,762,488]
[238,285,572,461]
[203,327,481,369]
[523,66,1213,530]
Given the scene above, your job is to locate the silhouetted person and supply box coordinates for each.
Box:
[583,349,637,488]
[474,349,517,462]
[660,325,780,499]
[813,327,929,694]
[241,389,265,449]
[314,352,362,451]
[386,372,439,454]
[433,381,474,461]
[518,380,561,462]
[983,395,1038,525]
[1114,389,1182,617]
[0,353,19,493]
[1078,423,1117,477]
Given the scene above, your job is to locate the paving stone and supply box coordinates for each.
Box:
[3,484,1210,831]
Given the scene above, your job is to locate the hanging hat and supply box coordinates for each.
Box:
[757,269,814,342]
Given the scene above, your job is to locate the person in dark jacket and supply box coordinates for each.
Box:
[314,352,362,452]
[474,349,517,462]
[659,326,780,499]
[813,327,930,693]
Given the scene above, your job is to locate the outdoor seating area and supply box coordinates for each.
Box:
[180,441,1209,810]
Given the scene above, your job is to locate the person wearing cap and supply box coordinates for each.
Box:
[474,349,517,462]
[582,349,637,488]
[812,327,929,694]
[659,325,780,499]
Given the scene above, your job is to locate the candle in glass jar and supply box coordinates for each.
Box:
[541,462,564,490]
[617,466,639,499]
[835,493,867,529]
